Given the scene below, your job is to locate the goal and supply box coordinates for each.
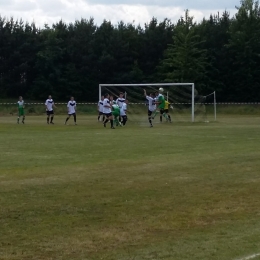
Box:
[99,83,216,123]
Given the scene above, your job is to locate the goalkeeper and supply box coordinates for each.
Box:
[111,97,121,127]
[161,100,172,123]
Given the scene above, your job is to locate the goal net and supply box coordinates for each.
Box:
[99,83,216,123]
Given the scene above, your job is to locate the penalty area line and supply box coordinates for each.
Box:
[235,253,260,260]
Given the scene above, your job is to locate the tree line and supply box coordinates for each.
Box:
[0,0,260,102]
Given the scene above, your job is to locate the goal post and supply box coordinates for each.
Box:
[99,83,195,122]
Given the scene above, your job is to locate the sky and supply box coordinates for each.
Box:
[0,0,239,28]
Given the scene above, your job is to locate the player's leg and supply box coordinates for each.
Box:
[98,112,102,121]
[122,115,127,126]
[109,114,115,129]
[160,108,168,122]
[50,111,54,124]
[17,109,21,124]
[21,110,25,124]
[46,111,50,124]
[73,113,77,125]
[114,114,120,126]
[152,110,158,119]
[165,109,171,122]
[103,113,109,127]
[148,110,153,127]
[65,114,71,125]
[159,109,163,122]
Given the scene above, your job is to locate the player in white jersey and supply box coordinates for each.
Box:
[144,89,156,127]
[97,95,105,122]
[102,93,115,129]
[116,92,125,122]
[120,100,128,126]
[45,95,56,124]
[65,97,77,125]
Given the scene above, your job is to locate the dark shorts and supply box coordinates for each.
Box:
[148,110,153,116]
[160,109,164,115]
[164,109,169,113]
[104,112,112,118]
[98,111,103,115]
[46,110,54,116]
[68,113,76,116]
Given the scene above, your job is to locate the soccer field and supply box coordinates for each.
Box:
[1,115,260,260]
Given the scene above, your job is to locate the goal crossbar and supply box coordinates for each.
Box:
[99,83,195,122]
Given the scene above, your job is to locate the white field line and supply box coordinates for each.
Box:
[235,253,260,260]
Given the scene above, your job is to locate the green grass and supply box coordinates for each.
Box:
[0,114,260,260]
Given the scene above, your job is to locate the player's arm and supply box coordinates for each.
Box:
[143,89,147,97]
[53,102,57,108]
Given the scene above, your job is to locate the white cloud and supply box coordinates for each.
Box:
[0,0,237,28]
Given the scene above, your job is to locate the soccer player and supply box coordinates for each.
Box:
[153,90,166,122]
[45,95,56,124]
[120,100,128,126]
[103,93,115,129]
[65,96,77,125]
[144,89,156,127]
[17,96,25,124]
[111,97,121,127]
[97,95,105,122]
[116,92,125,122]
[163,100,172,122]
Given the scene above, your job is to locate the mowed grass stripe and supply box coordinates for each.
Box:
[0,115,260,259]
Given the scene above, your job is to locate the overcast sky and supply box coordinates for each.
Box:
[0,0,239,28]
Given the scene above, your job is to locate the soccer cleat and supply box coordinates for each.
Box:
[150,125,153,127]
[103,123,106,127]
[111,126,115,129]
[50,122,54,124]
[22,121,24,124]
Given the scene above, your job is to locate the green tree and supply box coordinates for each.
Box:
[226,0,260,101]
[196,11,231,98]
[158,11,209,92]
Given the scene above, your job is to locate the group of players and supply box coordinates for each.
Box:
[144,88,171,127]
[15,88,171,127]
[97,88,172,128]
[16,95,77,125]
[97,92,128,129]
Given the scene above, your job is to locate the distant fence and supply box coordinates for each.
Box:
[0,102,260,105]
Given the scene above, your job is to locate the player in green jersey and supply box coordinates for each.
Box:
[152,90,167,121]
[17,96,25,124]
[111,97,121,126]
